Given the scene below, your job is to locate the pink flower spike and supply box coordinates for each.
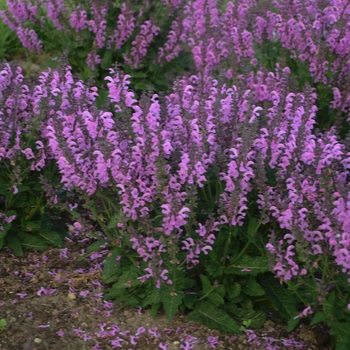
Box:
[56,331,65,337]
[38,325,50,328]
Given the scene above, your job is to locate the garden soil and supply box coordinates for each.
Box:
[0,235,331,350]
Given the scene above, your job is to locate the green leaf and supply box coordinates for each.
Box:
[130,71,148,78]
[310,312,327,326]
[107,213,120,229]
[229,294,245,304]
[333,341,350,350]
[161,288,185,322]
[228,305,266,329]
[287,318,300,332]
[247,217,259,236]
[225,255,269,276]
[17,185,30,193]
[203,257,223,278]
[242,277,265,297]
[0,228,8,240]
[102,248,122,284]
[224,278,241,301]
[188,301,242,334]
[216,284,226,297]
[101,50,113,69]
[324,291,336,316]
[330,322,350,338]
[134,81,154,91]
[200,274,213,294]
[16,231,48,251]
[207,292,225,307]
[36,231,62,247]
[0,237,4,249]
[151,302,162,319]
[259,275,299,329]
[6,234,23,256]
[142,283,161,307]
[104,265,141,298]
[184,293,197,309]
[0,189,8,195]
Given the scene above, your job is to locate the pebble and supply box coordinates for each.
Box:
[33,338,42,344]
[123,310,132,317]
[67,292,76,300]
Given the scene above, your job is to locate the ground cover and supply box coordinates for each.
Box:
[0,233,330,350]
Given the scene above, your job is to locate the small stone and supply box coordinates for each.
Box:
[263,320,275,330]
[80,322,88,328]
[123,310,132,317]
[34,338,42,344]
[238,335,246,342]
[67,292,76,300]
[173,341,180,345]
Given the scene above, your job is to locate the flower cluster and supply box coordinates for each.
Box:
[2,57,349,293]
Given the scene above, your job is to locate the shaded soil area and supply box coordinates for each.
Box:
[0,234,331,350]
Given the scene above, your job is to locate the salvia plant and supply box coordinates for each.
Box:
[0,63,66,256]
[1,0,350,349]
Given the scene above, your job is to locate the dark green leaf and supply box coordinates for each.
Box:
[102,248,122,284]
[247,217,259,236]
[330,322,350,338]
[130,71,148,78]
[207,292,225,307]
[161,288,185,322]
[151,302,162,319]
[228,306,266,329]
[242,277,265,297]
[259,276,299,329]
[324,291,336,316]
[101,50,113,69]
[16,231,48,251]
[229,294,245,304]
[310,312,327,326]
[134,81,154,91]
[143,283,161,307]
[17,185,30,193]
[224,276,241,300]
[204,258,223,278]
[184,293,197,309]
[188,301,242,334]
[107,213,120,229]
[287,318,301,333]
[6,234,23,256]
[225,255,269,276]
[200,274,213,294]
[36,231,62,246]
